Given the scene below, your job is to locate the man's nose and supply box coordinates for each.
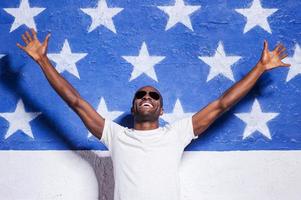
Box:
[142,93,152,100]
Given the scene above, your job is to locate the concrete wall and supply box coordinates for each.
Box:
[0,151,301,200]
[0,0,300,199]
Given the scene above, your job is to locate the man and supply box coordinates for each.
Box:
[17,29,290,200]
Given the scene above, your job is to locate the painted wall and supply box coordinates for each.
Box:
[0,0,300,199]
[0,151,300,200]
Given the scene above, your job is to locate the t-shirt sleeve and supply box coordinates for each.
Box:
[170,117,198,148]
[100,119,125,151]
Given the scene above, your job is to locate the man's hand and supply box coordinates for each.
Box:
[17,28,50,62]
[258,40,291,71]
[192,41,291,136]
[16,28,105,139]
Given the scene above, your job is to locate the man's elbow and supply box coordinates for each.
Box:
[67,96,83,113]
[217,99,230,113]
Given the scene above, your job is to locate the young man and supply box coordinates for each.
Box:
[17,29,290,200]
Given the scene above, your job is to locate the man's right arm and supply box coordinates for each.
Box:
[17,29,104,139]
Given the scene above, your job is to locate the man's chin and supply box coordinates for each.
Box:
[137,107,154,114]
[135,112,159,122]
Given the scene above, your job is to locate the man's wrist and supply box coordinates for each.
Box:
[255,62,267,74]
[36,55,49,66]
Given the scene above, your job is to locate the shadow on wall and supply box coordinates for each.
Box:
[0,55,116,200]
[77,113,135,199]
[77,151,115,200]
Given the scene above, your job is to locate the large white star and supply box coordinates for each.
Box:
[161,99,194,123]
[158,0,201,31]
[81,0,123,33]
[3,0,45,32]
[235,0,277,34]
[88,97,123,137]
[0,99,41,139]
[48,40,87,79]
[198,41,241,82]
[235,99,279,140]
[122,42,165,82]
[284,44,301,82]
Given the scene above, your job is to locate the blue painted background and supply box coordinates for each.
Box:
[0,0,300,150]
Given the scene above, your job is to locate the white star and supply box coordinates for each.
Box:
[0,54,5,59]
[88,97,123,137]
[235,0,277,34]
[161,99,194,123]
[0,99,41,139]
[198,41,241,82]
[81,0,123,33]
[158,0,201,31]
[48,40,87,79]
[122,42,165,82]
[235,99,279,140]
[284,44,301,82]
[3,0,45,32]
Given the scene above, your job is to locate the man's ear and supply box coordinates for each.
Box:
[160,107,164,116]
[131,107,134,115]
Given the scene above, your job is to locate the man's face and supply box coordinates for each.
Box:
[131,86,163,122]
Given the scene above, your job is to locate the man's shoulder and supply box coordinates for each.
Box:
[166,117,192,128]
[104,119,128,133]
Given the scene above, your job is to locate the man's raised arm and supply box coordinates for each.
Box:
[17,29,104,139]
[192,41,290,136]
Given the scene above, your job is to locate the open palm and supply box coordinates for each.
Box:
[17,28,50,61]
[259,41,290,71]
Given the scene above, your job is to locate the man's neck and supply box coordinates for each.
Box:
[134,121,159,130]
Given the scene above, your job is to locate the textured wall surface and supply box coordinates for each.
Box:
[0,0,300,199]
[1,151,301,200]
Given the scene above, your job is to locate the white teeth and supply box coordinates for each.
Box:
[142,102,153,107]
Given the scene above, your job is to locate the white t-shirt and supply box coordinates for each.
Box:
[101,117,196,200]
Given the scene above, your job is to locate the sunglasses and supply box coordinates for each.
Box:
[135,91,160,100]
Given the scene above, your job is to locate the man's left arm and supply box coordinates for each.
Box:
[192,41,290,136]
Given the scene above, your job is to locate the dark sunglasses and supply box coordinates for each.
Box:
[135,91,160,100]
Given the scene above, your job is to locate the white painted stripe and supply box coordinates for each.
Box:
[180,151,301,200]
[0,151,300,200]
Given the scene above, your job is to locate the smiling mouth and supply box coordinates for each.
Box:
[141,102,153,108]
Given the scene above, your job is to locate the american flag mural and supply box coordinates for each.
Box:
[0,0,300,199]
